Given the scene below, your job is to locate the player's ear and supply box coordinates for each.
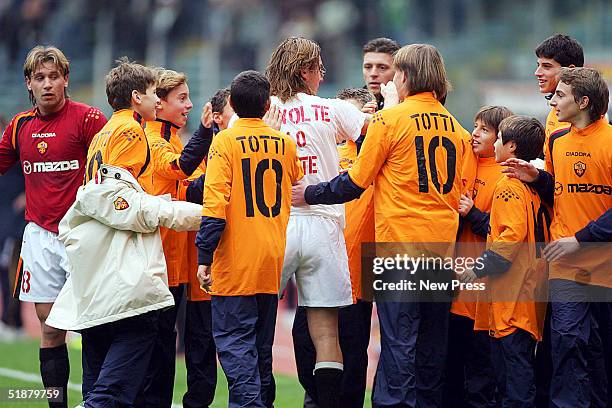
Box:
[132,90,141,105]
[508,140,517,153]
[25,76,32,91]
[212,112,221,125]
[264,97,271,113]
[568,64,576,69]
[578,95,590,111]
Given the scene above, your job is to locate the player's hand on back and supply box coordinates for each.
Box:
[263,104,283,131]
[381,81,399,109]
[291,179,308,207]
[501,158,539,182]
[201,102,214,129]
[361,100,377,114]
[458,194,474,217]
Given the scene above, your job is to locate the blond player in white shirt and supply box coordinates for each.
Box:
[266,37,368,408]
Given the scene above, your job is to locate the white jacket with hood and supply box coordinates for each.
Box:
[46,165,202,331]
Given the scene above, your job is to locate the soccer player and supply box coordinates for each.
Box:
[461,115,549,406]
[535,34,584,145]
[265,37,368,408]
[293,87,376,408]
[210,87,234,132]
[85,58,158,192]
[503,67,612,407]
[362,37,400,110]
[0,45,107,408]
[196,70,303,407]
[140,69,214,408]
[293,43,466,408]
[444,106,512,408]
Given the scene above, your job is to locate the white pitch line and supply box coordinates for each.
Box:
[0,367,182,408]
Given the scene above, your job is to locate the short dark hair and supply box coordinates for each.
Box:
[499,115,545,162]
[230,71,270,118]
[105,57,156,111]
[336,88,375,107]
[535,34,584,67]
[363,38,400,55]
[474,106,514,134]
[559,67,609,123]
[210,88,230,113]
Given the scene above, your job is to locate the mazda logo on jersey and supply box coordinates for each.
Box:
[37,140,48,155]
[554,182,563,196]
[574,161,586,177]
[23,161,32,174]
[22,160,79,175]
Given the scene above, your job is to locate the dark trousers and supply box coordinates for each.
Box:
[1,237,22,328]
[292,300,373,408]
[137,285,184,408]
[491,328,537,407]
[81,311,159,407]
[212,294,277,408]
[535,303,552,408]
[372,300,450,408]
[183,300,217,408]
[443,313,496,408]
[548,279,612,408]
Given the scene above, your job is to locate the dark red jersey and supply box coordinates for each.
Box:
[0,100,107,233]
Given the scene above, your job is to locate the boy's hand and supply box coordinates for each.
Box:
[291,179,308,207]
[501,158,539,182]
[263,104,283,131]
[361,100,377,114]
[543,236,580,262]
[197,264,212,292]
[458,268,477,283]
[201,102,213,128]
[458,194,474,217]
[381,81,399,109]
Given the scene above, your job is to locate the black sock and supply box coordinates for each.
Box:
[40,344,69,408]
[314,363,343,408]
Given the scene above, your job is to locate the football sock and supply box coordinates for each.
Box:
[40,344,69,408]
[313,362,343,408]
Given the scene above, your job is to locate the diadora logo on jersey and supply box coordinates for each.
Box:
[568,183,612,195]
[566,151,591,158]
[31,132,56,138]
[22,160,79,175]
[37,140,48,155]
[574,161,586,177]
[113,197,130,211]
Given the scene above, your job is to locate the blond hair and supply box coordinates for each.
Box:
[393,44,451,101]
[23,45,70,105]
[155,68,187,100]
[266,37,320,102]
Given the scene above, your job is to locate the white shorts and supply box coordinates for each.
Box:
[280,215,353,307]
[17,222,70,303]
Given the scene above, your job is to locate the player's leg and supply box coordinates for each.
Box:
[548,278,592,408]
[36,303,69,408]
[85,311,159,407]
[255,294,278,408]
[183,299,217,408]
[534,303,553,408]
[415,300,451,408]
[493,329,537,406]
[296,216,353,408]
[590,288,612,407]
[138,284,183,407]
[464,330,496,407]
[292,306,318,401]
[371,301,419,407]
[19,224,70,408]
[212,295,266,408]
[80,325,111,402]
[336,300,372,407]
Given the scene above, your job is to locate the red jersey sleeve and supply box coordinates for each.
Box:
[0,119,18,175]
